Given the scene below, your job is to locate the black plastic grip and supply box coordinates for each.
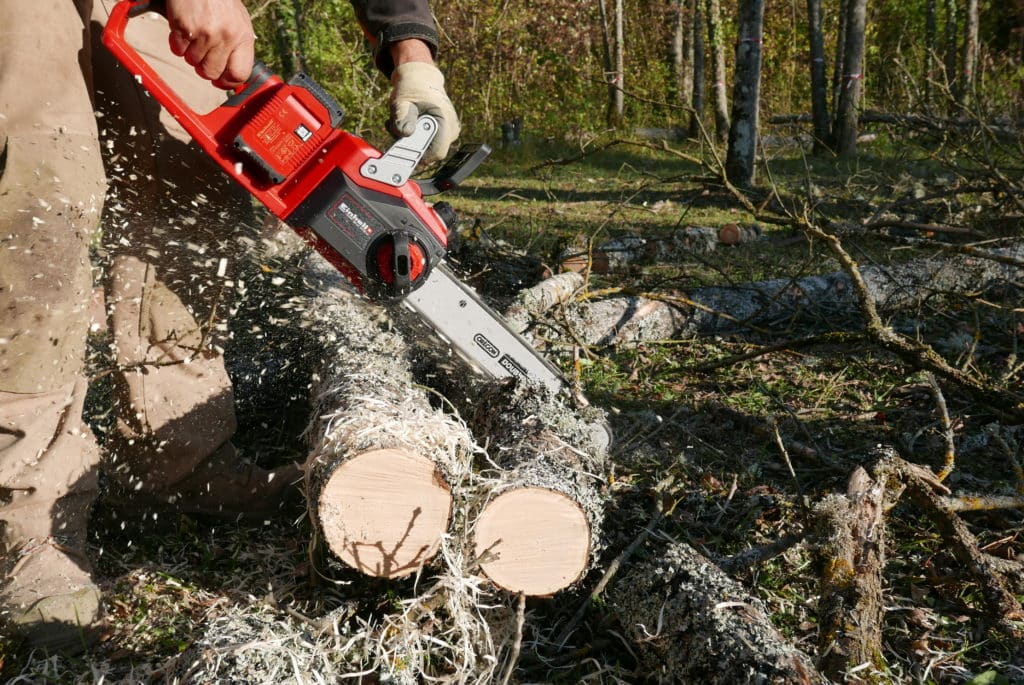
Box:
[223,62,274,107]
[129,0,166,17]
[288,73,345,128]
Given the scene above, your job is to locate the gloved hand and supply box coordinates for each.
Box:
[390,62,460,163]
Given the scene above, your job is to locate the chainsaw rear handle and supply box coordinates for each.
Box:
[102,0,276,146]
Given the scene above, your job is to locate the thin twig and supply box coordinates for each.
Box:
[500,592,526,685]
[926,372,957,482]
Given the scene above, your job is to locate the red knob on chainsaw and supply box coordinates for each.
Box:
[368,233,430,297]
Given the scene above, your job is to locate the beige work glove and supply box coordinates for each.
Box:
[390,62,460,163]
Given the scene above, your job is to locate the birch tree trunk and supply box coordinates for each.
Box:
[706,0,731,143]
[807,0,831,153]
[832,0,868,158]
[689,0,707,139]
[542,244,1024,346]
[668,0,691,109]
[830,0,849,127]
[725,0,765,187]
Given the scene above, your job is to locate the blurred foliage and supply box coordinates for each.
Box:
[246,0,1024,145]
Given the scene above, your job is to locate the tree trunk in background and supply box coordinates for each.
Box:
[943,0,958,95]
[831,0,849,127]
[960,0,979,105]
[681,0,694,113]
[689,0,707,138]
[611,0,626,126]
[925,0,937,107]
[706,0,731,143]
[272,1,302,76]
[725,0,765,187]
[807,0,831,153]
[832,0,868,157]
[597,0,618,127]
[669,0,693,120]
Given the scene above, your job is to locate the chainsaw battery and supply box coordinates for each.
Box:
[234,75,343,184]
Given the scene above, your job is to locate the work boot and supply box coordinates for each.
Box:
[107,442,302,519]
[1,530,102,653]
[1,382,103,653]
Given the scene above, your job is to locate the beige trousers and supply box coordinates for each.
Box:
[1,0,250,548]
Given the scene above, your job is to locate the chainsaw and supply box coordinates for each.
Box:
[102,0,568,396]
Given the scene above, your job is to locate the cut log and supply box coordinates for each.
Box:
[557,243,1024,346]
[326,253,613,594]
[313,448,453,578]
[474,487,591,596]
[302,257,476,578]
[440,379,610,597]
[610,540,825,684]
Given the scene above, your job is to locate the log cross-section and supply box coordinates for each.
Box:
[315,448,452,578]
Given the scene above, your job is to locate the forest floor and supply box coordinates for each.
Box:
[2,125,1023,684]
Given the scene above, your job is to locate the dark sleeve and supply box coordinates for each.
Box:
[349,0,438,77]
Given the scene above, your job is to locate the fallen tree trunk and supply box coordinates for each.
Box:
[609,539,825,684]
[301,257,476,579]
[550,244,1024,346]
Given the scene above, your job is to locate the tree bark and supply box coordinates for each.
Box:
[806,0,831,152]
[831,0,868,157]
[814,467,887,681]
[925,0,938,107]
[302,258,474,579]
[725,0,765,187]
[610,540,825,684]
[830,0,849,128]
[943,0,958,95]
[610,0,626,126]
[689,0,707,139]
[960,0,979,105]
[705,0,731,143]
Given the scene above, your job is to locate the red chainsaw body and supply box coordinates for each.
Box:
[101,0,447,295]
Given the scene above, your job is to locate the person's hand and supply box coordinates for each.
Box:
[389,40,460,163]
[166,0,255,89]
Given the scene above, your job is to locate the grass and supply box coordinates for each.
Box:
[4,128,1024,683]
